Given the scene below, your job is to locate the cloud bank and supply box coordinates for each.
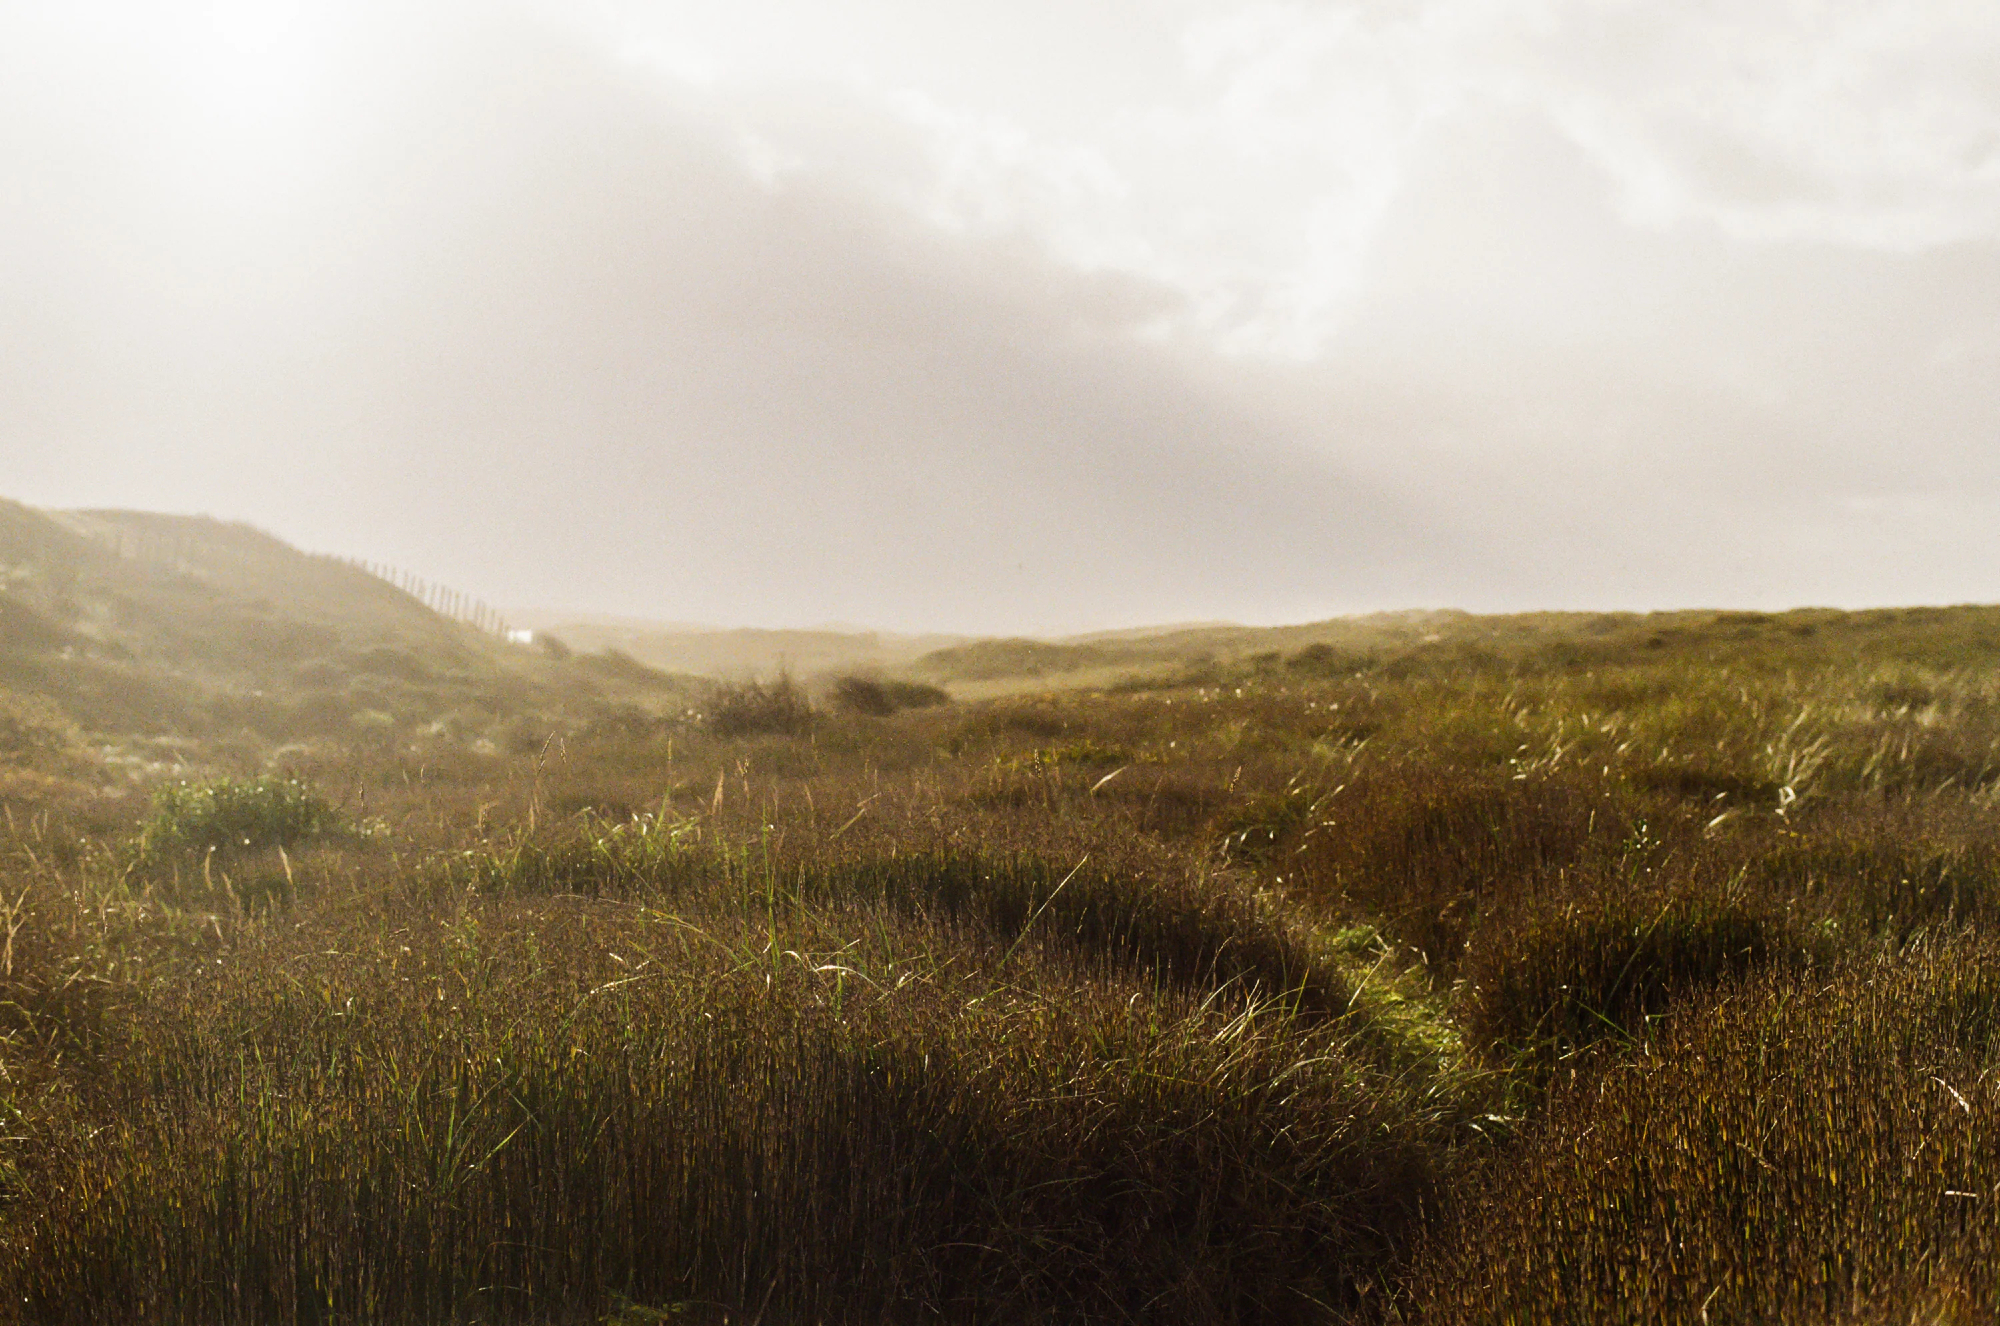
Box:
[3,1,1998,630]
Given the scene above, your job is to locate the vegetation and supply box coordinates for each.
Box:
[0,499,704,754]
[702,674,816,737]
[8,566,2000,1320]
[827,674,951,716]
[138,775,349,857]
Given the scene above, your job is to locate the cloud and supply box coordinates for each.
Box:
[1,3,1449,632]
[576,0,2000,358]
[8,0,2000,628]
[1526,1,2000,248]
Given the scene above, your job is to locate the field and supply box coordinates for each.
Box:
[7,560,2000,1320]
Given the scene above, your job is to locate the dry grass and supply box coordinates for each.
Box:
[1,610,2000,1320]
[1409,936,2000,1324]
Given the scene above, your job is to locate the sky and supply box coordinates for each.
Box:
[4,0,1999,634]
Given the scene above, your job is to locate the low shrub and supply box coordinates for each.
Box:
[1284,643,1367,677]
[705,676,814,737]
[829,676,950,717]
[137,776,346,858]
[454,811,709,898]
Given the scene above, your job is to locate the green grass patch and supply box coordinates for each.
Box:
[137,776,348,858]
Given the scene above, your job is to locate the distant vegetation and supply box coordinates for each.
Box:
[828,674,950,716]
[703,674,817,737]
[0,500,706,763]
[8,500,2000,1320]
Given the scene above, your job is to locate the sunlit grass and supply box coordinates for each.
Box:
[3,609,2000,1320]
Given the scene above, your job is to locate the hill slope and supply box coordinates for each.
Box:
[908,604,2000,692]
[0,502,693,748]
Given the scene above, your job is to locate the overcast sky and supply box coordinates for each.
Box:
[5,0,1999,633]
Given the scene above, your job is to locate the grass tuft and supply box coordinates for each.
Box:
[137,776,347,858]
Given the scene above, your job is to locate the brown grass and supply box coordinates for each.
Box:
[2,610,2000,1320]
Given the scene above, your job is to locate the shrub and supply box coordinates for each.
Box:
[829,676,950,717]
[454,811,708,897]
[138,776,346,858]
[705,675,814,737]
[1284,642,1366,677]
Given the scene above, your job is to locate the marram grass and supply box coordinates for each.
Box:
[4,613,2000,1321]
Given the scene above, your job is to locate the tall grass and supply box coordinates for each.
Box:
[8,609,2000,1320]
[1409,937,2000,1324]
[12,893,1444,1324]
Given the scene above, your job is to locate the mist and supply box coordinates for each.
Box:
[6,0,1998,632]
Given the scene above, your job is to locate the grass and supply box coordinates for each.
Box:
[138,775,350,857]
[1408,936,2000,1324]
[702,676,815,737]
[12,879,1444,1324]
[6,607,2000,1320]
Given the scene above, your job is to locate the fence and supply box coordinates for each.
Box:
[333,557,516,638]
[75,518,519,641]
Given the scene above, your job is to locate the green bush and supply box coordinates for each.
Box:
[139,776,346,857]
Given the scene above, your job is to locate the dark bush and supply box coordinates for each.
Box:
[1284,642,1366,676]
[830,676,951,717]
[705,675,815,737]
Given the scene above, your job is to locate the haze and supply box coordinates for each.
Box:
[6,0,1999,634]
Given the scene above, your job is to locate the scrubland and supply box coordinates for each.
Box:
[5,608,2000,1322]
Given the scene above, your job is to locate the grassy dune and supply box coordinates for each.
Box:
[5,606,2000,1320]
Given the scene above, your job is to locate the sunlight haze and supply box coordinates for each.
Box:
[6,0,1998,632]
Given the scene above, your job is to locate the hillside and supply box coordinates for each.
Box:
[0,501,696,755]
[909,604,2000,692]
[2,572,2000,1320]
[9,502,2000,1320]
[14,499,1998,747]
